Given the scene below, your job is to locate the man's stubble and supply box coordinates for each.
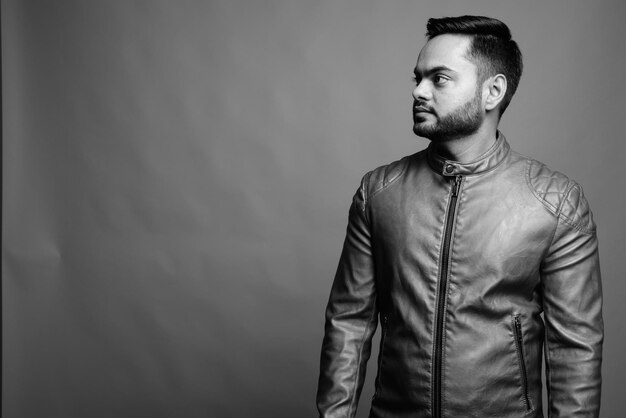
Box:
[413,87,483,143]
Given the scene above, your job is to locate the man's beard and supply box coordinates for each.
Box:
[413,90,483,142]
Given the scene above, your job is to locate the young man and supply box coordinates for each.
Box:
[317,16,603,418]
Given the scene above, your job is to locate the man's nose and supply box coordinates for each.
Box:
[412,80,431,102]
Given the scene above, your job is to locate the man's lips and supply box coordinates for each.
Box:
[414,105,433,114]
[413,106,434,122]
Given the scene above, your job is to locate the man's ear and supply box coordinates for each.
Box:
[484,74,507,111]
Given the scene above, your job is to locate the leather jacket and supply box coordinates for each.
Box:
[317,133,603,417]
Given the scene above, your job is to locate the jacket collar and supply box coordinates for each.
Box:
[427,131,510,177]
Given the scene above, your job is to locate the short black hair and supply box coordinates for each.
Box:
[426,15,523,117]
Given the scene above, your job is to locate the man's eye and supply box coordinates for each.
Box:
[434,75,448,85]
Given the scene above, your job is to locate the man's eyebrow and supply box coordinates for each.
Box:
[413,65,456,77]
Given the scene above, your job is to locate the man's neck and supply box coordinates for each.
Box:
[430,125,498,163]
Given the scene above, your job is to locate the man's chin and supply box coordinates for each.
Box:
[413,123,436,139]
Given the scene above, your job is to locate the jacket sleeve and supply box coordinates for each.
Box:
[541,182,603,417]
[316,174,378,418]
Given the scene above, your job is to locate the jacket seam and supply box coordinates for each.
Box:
[556,183,595,235]
[360,171,373,226]
[556,214,594,235]
[366,158,409,205]
[525,161,560,260]
[544,320,553,418]
[374,313,391,399]
[524,160,594,235]
[347,302,378,418]
[525,160,559,216]
[456,142,511,177]
[554,182,573,222]
[538,166,563,418]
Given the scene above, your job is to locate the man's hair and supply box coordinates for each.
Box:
[426,15,523,117]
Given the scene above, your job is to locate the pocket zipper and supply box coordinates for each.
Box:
[513,315,531,411]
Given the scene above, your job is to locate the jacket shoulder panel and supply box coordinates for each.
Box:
[560,181,596,233]
[525,159,595,234]
[363,154,412,204]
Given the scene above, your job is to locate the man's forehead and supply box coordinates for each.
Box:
[415,34,474,73]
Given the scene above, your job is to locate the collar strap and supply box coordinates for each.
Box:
[427,132,510,177]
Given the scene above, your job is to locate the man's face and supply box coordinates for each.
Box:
[412,34,484,142]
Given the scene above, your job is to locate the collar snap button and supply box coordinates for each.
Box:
[444,164,455,174]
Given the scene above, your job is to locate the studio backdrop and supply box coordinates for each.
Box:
[3,1,625,417]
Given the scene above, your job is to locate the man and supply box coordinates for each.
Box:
[317,15,603,418]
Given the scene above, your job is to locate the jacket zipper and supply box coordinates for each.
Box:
[433,175,463,418]
[513,315,532,411]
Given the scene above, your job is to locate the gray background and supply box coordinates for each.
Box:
[2,1,625,417]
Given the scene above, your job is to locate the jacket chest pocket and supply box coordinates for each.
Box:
[512,314,533,412]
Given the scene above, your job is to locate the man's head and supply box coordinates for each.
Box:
[412,15,523,141]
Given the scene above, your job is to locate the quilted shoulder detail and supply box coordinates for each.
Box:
[526,159,596,234]
[362,155,410,204]
[560,182,596,233]
[526,159,570,214]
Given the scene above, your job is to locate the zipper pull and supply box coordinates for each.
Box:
[452,175,463,197]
